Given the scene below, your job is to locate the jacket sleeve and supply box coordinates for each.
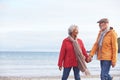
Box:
[58,40,66,67]
[90,32,100,57]
[80,40,88,58]
[90,42,98,57]
[111,30,118,64]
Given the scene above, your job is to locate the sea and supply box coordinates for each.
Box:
[0,52,120,77]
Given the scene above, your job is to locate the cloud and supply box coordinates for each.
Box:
[0,30,67,51]
[0,0,120,51]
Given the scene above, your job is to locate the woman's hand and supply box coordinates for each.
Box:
[59,66,62,71]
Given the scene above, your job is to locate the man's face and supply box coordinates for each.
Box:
[99,22,108,31]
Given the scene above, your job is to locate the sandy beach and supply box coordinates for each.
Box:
[0,75,120,80]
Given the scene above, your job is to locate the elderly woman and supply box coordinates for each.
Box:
[58,25,90,80]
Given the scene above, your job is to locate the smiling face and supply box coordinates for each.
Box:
[99,22,109,31]
[71,28,79,38]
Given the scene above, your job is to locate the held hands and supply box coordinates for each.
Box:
[86,55,92,63]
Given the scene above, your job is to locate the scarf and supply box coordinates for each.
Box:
[98,28,109,49]
[68,36,90,76]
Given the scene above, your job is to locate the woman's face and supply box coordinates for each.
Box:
[72,28,79,37]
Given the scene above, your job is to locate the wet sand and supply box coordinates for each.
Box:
[0,75,120,80]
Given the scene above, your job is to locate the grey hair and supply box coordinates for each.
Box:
[68,24,79,35]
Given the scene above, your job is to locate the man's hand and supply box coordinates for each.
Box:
[59,66,62,71]
[112,62,116,68]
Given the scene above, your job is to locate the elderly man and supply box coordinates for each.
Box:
[88,18,118,80]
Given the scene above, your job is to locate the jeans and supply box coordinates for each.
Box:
[62,67,80,80]
[100,60,112,80]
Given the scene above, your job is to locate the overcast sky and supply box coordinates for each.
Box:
[0,0,120,52]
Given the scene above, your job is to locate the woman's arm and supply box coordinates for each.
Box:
[58,39,66,67]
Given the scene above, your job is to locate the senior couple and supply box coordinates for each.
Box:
[58,18,118,80]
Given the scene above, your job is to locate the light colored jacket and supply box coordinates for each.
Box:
[90,29,118,64]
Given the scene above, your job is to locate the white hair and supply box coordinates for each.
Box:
[68,24,79,35]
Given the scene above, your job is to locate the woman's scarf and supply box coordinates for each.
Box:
[68,36,90,76]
